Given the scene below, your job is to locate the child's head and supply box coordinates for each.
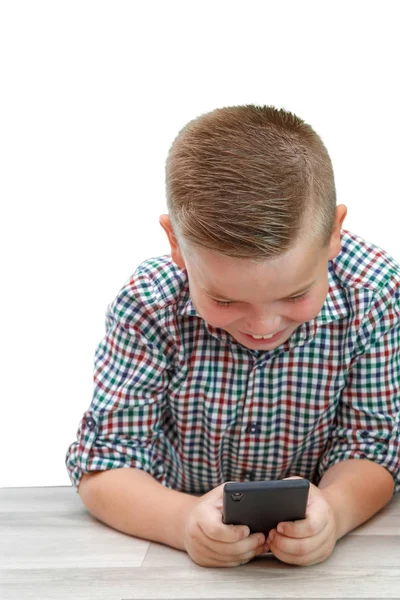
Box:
[160,104,347,350]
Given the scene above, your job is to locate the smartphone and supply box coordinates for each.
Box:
[222,479,310,536]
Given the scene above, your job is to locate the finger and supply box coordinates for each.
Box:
[195,543,265,568]
[267,527,323,558]
[199,527,265,558]
[268,512,337,561]
[269,534,336,566]
[191,533,266,567]
[221,541,266,566]
[229,545,266,566]
[201,512,251,543]
[276,503,328,539]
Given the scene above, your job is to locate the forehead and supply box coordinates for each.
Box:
[185,239,322,299]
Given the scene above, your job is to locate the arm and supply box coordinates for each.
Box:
[66,273,201,550]
[79,468,198,550]
[319,458,395,540]
[66,275,177,499]
[316,284,400,538]
[79,469,266,567]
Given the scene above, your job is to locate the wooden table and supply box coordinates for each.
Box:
[1,486,399,599]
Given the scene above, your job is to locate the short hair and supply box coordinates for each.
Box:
[165,104,337,263]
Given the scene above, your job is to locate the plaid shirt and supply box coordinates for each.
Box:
[66,229,400,494]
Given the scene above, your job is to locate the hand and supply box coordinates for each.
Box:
[183,483,267,568]
[266,477,338,566]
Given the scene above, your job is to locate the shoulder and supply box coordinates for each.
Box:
[332,229,400,297]
[108,255,189,326]
[331,230,400,346]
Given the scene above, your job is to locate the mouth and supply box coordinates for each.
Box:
[240,328,287,344]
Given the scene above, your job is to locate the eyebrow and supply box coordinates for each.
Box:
[203,280,317,302]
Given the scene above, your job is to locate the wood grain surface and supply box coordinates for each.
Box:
[1,486,399,600]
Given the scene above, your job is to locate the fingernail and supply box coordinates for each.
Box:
[269,532,275,543]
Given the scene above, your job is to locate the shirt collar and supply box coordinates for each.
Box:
[315,260,349,325]
[179,294,201,318]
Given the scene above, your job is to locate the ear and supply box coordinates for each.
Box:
[159,214,187,270]
[327,204,347,261]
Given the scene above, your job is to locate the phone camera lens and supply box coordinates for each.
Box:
[231,492,243,502]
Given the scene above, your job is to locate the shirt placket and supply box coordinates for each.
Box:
[233,353,268,481]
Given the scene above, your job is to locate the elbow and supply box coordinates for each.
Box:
[78,471,104,506]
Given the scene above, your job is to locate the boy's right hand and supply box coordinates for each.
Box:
[182,483,267,567]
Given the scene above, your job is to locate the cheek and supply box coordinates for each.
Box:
[199,305,238,327]
[193,296,241,327]
[287,295,325,322]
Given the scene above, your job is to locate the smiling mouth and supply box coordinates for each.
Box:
[247,333,276,339]
[241,329,286,342]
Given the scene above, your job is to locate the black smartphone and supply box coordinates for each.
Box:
[222,479,310,536]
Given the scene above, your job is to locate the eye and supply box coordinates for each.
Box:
[211,291,310,307]
[212,299,233,307]
[287,291,309,303]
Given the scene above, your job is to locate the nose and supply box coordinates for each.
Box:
[244,307,281,334]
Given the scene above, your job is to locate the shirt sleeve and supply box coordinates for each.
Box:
[317,284,400,493]
[65,282,172,491]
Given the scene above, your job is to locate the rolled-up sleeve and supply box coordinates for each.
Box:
[65,287,171,491]
[317,285,400,493]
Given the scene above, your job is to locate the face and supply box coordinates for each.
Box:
[160,207,347,351]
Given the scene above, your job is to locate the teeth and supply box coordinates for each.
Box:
[251,333,275,339]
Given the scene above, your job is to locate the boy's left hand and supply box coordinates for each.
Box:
[265,477,338,566]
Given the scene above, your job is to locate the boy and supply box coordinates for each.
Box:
[66,105,400,568]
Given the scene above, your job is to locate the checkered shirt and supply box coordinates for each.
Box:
[66,229,400,494]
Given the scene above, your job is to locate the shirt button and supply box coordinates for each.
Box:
[85,416,97,431]
[244,471,255,481]
[360,431,369,438]
[245,423,261,434]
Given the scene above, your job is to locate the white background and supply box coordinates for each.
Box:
[1,1,399,487]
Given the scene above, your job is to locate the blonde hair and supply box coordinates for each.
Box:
[165,104,337,262]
